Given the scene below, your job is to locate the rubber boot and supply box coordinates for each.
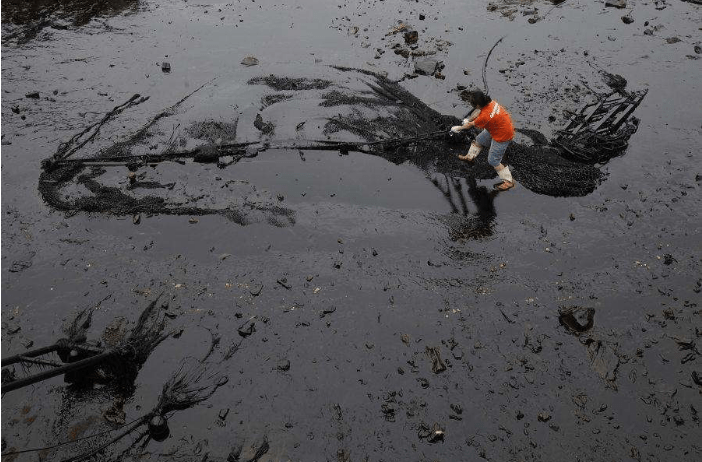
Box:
[459,142,481,161]
[497,166,513,183]
[495,166,515,190]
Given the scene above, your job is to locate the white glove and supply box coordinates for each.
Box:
[450,126,462,133]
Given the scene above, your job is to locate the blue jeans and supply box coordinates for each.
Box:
[476,129,510,167]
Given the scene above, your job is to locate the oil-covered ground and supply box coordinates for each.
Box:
[1,1,701,461]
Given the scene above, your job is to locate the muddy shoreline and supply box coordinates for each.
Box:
[2,0,700,461]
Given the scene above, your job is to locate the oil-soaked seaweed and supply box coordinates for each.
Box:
[38,66,643,225]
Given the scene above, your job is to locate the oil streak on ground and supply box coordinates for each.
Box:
[1,0,701,461]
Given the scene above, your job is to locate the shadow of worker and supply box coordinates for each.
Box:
[430,174,498,240]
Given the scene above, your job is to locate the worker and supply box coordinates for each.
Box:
[450,90,516,191]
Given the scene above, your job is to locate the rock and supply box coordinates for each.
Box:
[9,251,35,273]
[277,359,290,371]
[404,30,418,45]
[558,306,595,334]
[238,319,256,337]
[133,214,141,225]
[695,45,702,54]
[227,444,243,462]
[463,68,471,75]
[371,248,378,256]
[586,338,620,386]
[428,423,445,443]
[414,58,439,76]
[244,145,260,158]
[537,412,551,422]
[605,0,626,8]
[253,114,274,134]
[188,217,199,224]
[666,37,681,44]
[320,306,336,318]
[238,436,269,462]
[276,278,292,289]
[161,62,171,72]
[663,254,676,265]
[621,15,634,24]
[419,14,425,20]
[250,284,263,296]
[394,48,410,58]
[426,346,447,374]
[25,92,40,99]
[241,56,259,67]
[7,325,21,335]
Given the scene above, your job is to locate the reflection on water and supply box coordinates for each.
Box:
[2,0,139,44]
[431,174,497,240]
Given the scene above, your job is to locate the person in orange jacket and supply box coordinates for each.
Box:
[451,90,516,191]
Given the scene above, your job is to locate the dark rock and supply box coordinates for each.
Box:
[558,306,595,334]
[238,436,269,462]
[419,14,425,20]
[277,278,292,289]
[537,412,551,422]
[695,45,702,54]
[663,254,676,265]
[427,423,445,443]
[426,346,446,374]
[320,306,336,318]
[277,359,291,371]
[605,0,626,7]
[666,37,681,44]
[414,58,439,76]
[253,114,274,134]
[250,284,263,296]
[394,48,410,58]
[227,444,243,462]
[161,62,171,72]
[9,251,35,273]
[238,319,256,337]
[404,30,419,45]
[621,15,634,24]
[25,92,40,99]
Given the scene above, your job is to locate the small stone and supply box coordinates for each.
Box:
[241,56,259,66]
[414,58,439,76]
[621,16,634,24]
[133,214,141,225]
[404,30,419,45]
[605,0,626,8]
[277,359,291,371]
[695,45,702,54]
[25,92,40,99]
[419,14,425,20]
[537,412,552,422]
[161,62,171,72]
[188,217,199,224]
[250,284,263,296]
[238,319,256,337]
[371,248,378,256]
[666,37,681,44]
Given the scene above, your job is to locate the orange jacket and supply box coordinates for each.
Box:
[473,101,515,142]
